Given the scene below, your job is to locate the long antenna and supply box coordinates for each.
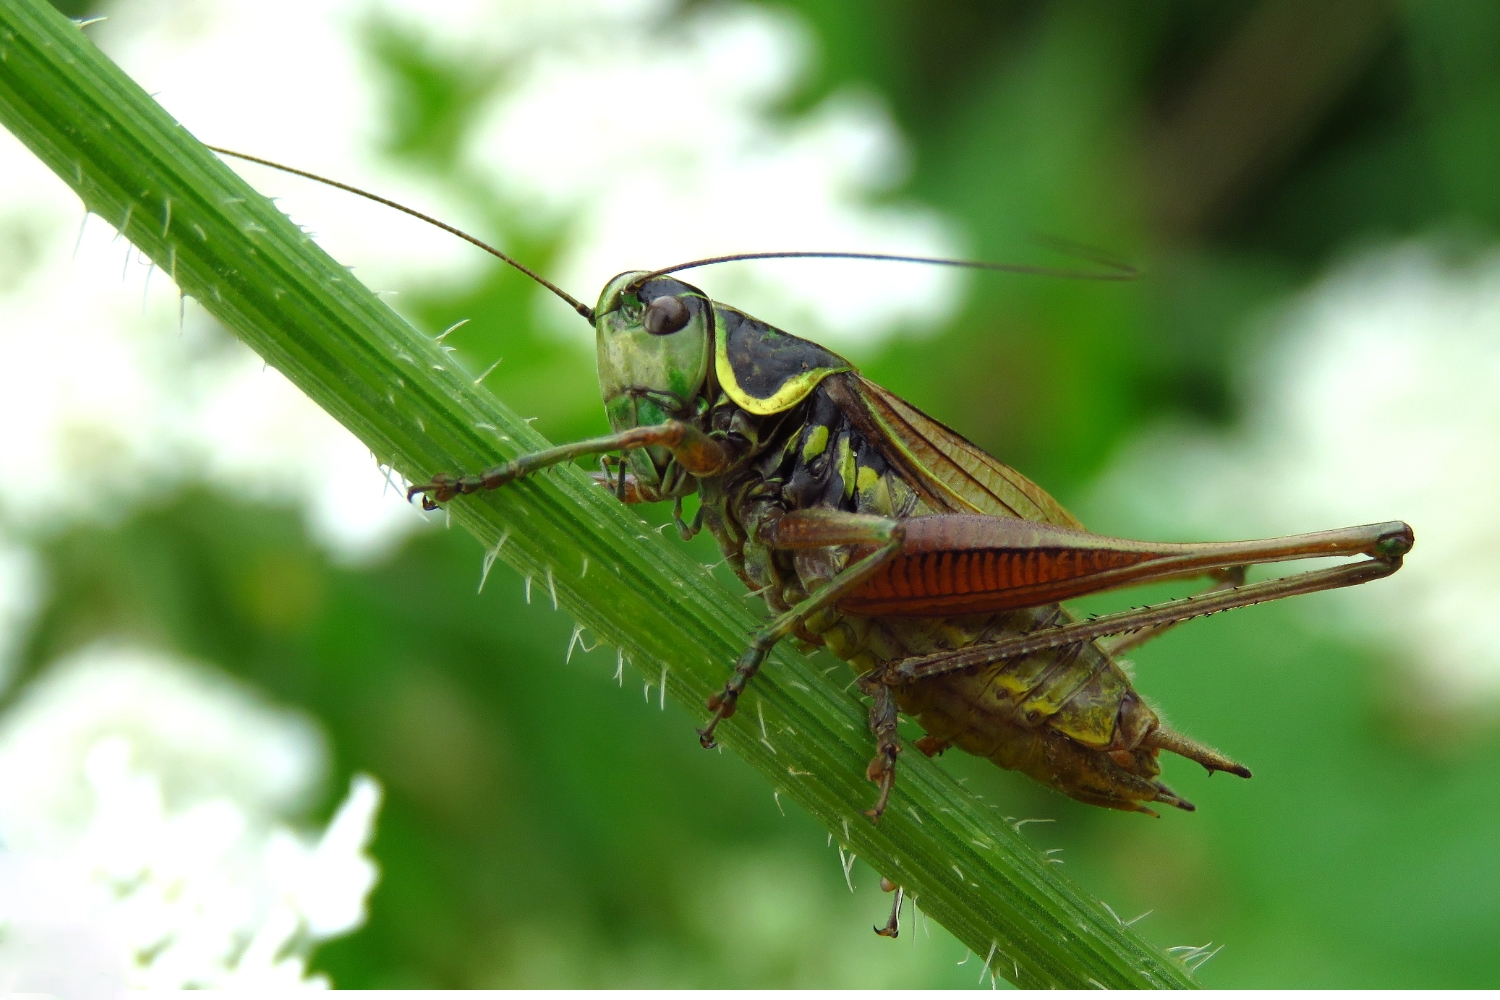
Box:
[625,248,1138,293]
[205,145,596,324]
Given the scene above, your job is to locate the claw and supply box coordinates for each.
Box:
[697,692,736,749]
[405,485,441,512]
[874,880,904,938]
[407,471,462,509]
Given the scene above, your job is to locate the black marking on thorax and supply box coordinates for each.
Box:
[721,309,849,401]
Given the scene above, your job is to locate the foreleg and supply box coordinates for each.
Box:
[408,420,729,509]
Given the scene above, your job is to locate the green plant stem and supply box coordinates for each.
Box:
[0,0,1197,988]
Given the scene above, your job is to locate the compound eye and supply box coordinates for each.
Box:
[643,295,691,335]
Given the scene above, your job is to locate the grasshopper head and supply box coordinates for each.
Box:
[594,271,713,491]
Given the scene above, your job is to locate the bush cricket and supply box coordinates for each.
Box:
[214,149,1413,938]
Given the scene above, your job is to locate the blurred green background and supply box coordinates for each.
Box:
[18,0,1500,987]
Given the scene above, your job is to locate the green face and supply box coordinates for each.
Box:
[594,271,712,490]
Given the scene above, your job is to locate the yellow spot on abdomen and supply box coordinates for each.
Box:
[837,437,856,498]
[802,424,829,460]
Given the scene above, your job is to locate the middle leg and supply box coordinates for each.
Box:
[697,525,904,747]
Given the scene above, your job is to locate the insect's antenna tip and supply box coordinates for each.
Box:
[1025,231,1142,280]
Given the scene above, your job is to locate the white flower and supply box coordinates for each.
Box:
[458,1,960,346]
[0,646,382,991]
[0,646,325,844]
[1091,242,1500,708]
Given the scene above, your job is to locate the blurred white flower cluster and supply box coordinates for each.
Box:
[0,646,380,994]
[445,0,960,343]
[1092,243,1500,709]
